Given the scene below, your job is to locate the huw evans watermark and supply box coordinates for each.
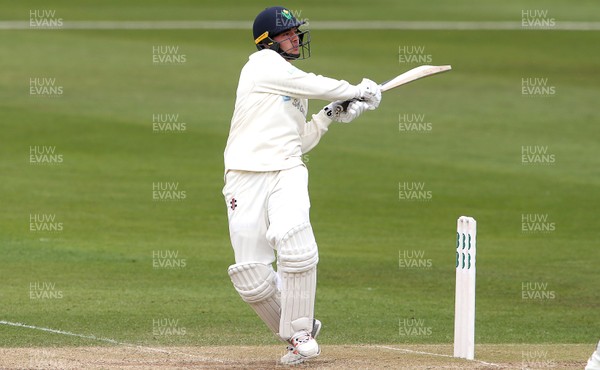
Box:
[521,146,555,165]
[399,113,432,133]
[152,318,186,336]
[275,9,309,27]
[152,250,187,269]
[521,9,556,29]
[521,213,555,233]
[152,182,186,201]
[29,213,63,232]
[29,146,63,164]
[29,9,63,29]
[399,182,432,201]
[398,45,432,64]
[30,282,63,299]
[152,45,186,64]
[29,77,63,97]
[152,113,186,133]
[521,349,556,368]
[399,318,432,337]
[521,77,556,96]
[521,282,556,300]
[399,250,432,269]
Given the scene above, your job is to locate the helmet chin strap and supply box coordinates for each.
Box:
[257,30,310,61]
[280,46,301,60]
[281,52,300,60]
[259,41,298,60]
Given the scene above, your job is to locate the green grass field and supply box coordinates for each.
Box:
[1,0,599,362]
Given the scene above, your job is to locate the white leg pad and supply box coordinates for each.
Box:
[277,223,319,339]
[228,262,281,335]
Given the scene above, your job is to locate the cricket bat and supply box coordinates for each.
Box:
[380,64,452,92]
[336,65,452,113]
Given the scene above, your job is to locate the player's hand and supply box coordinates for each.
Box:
[356,78,382,110]
[323,100,370,123]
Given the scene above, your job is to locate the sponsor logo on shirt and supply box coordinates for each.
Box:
[291,98,306,115]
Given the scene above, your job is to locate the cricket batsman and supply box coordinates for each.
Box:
[222,6,381,365]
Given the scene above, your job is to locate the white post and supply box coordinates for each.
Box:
[454,216,476,360]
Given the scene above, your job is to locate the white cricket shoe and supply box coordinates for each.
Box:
[280,319,321,365]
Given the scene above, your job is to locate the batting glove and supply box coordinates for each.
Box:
[356,78,382,110]
[323,100,370,123]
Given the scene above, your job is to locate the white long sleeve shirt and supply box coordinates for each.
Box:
[224,49,360,172]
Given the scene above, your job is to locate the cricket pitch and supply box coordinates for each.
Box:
[1,344,591,369]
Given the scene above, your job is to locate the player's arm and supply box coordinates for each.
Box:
[301,100,370,153]
[254,54,380,106]
[300,109,331,154]
[256,68,357,101]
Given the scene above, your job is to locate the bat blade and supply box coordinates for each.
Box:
[380,65,452,92]
[334,65,451,114]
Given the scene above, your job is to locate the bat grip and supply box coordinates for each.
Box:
[334,83,382,113]
[335,100,353,114]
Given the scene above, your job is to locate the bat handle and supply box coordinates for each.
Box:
[334,100,353,114]
[334,83,382,113]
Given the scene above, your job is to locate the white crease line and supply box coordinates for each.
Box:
[0,20,599,30]
[373,345,502,367]
[0,320,120,344]
[0,320,226,364]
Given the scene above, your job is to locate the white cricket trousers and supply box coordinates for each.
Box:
[222,165,312,264]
